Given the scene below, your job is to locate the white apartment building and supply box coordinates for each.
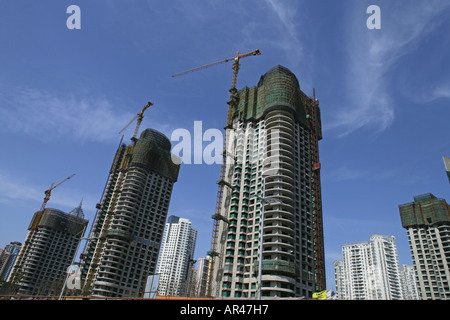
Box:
[156,216,197,296]
[400,265,420,300]
[193,256,209,297]
[334,235,403,300]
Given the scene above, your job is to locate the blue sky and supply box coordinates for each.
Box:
[0,0,449,291]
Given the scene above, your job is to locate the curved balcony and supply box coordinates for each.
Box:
[264,220,295,233]
[254,259,299,278]
[265,179,295,192]
[265,112,295,128]
[106,229,133,242]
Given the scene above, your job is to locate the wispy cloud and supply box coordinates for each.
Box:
[0,86,134,144]
[432,83,450,100]
[264,0,303,54]
[414,81,450,103]
[328,2,450,137]
[239,0,304,66]
[0,86,175,144]
[0,170,96,213]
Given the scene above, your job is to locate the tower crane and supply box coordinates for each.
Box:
[119,101,153,140]
[172,49,261,93]
[173,49,261,297]
[9,174,76,282]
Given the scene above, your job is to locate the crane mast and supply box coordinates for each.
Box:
[119,101,153,141]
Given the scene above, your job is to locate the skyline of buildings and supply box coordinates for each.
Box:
[0,63,448,299]
[1,192,448,299]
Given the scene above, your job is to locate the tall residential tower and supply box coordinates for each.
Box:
[156,215,197,296]
[399,193,450,299]
[209,65,325,298]
[80,128,180,298]
[334,235,403,300]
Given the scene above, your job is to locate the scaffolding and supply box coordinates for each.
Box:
[305,90,326,292]
[81,143,133,294]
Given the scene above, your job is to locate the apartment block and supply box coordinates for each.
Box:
[400,264,420,300]
[334,235,403,300]
[0,242,22,281]
[9,203,88,296]
[80,128,180,298]
[156,216,197,296]
[399,193,450,299]
[209,65,325,298]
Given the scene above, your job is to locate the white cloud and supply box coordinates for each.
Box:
[264,0,303,53]
[327,2,450,137]
[432,83,450,100]
[238,0,304,66]
[0,86,162,144]
[0,171,96,212]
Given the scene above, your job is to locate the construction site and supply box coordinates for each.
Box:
[1,49,327,301]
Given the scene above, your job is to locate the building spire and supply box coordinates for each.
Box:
[69,199,84,219]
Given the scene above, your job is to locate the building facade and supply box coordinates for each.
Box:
[9,203,88,295]
[0,242,22,281]
[155,216,197,296]
[443,156,450,183]
[400,264,420,300]
[193,257,210,297]
[80,128,180,298]
[399,193,450,300]
[209,65,325,298]
[334,235,403,300]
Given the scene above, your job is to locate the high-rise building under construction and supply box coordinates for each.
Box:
[208,65,325,298]
[80,128,180,298]
[9,202,88,296]
[399,193,450,300]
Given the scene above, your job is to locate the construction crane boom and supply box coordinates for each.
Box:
[172,49,261,89]
[119,102,153,140]
[31,173,76,230]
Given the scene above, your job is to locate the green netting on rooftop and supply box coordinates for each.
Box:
[228,65,310,127]
[29,208,88,236]
[131,130,180,182]
[399,194,450,227]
